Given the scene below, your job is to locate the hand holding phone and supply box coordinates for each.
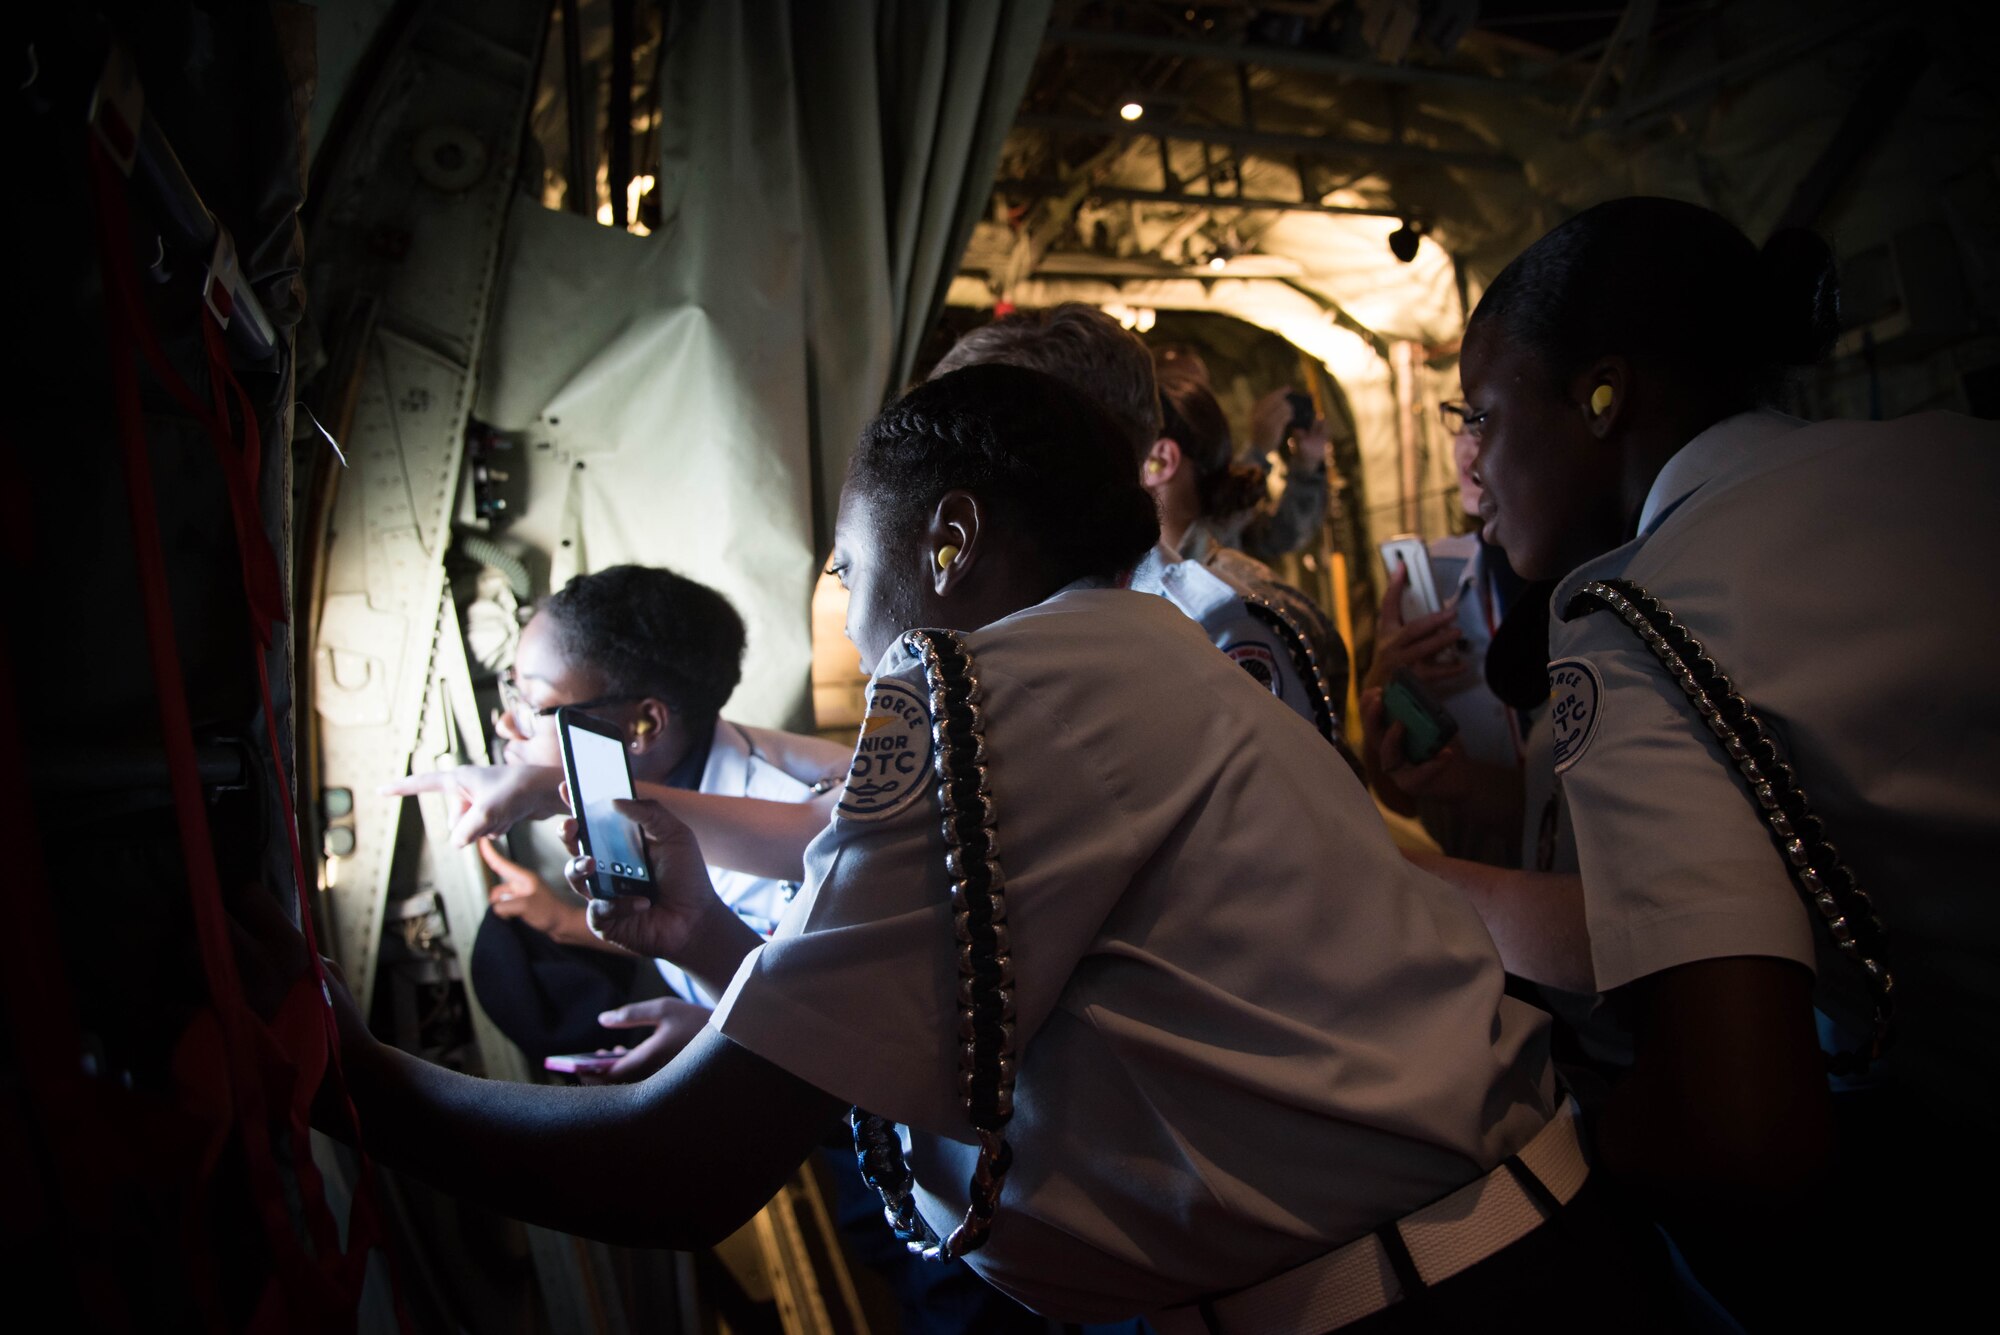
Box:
[559,797,736,969]
[1384,669,1460,766]
[544,1051,625,1075]
[1378,535,1443,624]
[557,708,656,901]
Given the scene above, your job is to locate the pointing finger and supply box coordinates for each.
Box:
[597,1002,663,1029]
[476,836,524,880]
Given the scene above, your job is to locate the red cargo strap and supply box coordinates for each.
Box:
[88,128,405,1330]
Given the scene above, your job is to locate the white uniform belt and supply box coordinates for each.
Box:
[1150,1101,1588,1335]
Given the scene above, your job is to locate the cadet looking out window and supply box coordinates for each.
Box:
[445,564,846,1074]
[281,364,1678,1331]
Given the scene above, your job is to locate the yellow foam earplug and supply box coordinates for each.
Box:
[1591,384,1615,416]
[937,545,960,570]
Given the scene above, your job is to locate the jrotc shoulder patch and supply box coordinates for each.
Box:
[1226,641,1285,699]
[836,678,936,822]
[1548,657,1603,774]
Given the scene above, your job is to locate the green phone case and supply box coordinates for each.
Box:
[1385,671,1459,765]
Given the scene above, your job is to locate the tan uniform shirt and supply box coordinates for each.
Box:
[711,585,1556,1319]
[1550,410,2000,1127]
[652,721,848,1003]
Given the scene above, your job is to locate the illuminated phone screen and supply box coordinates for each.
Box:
[566,724,651,885]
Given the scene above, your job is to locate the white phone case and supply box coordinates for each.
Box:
[1379,535,1442,621]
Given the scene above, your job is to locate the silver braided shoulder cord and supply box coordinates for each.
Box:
[1566,579,1892,1071]
[850,629,1017,1261]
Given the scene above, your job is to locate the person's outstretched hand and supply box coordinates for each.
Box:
[1250,386,1296,453]
[479,837,593,945]
[382,763,567,846]
[574,997,713,1084]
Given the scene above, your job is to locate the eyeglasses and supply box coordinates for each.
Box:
[1440,401,1489,438]
[497,672,640,732]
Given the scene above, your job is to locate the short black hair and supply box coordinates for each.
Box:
[851,363,1160,585]
[541,565,745,726]
[1468,196,1839,410]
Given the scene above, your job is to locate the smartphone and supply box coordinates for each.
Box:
[1285,391,1316,433]
[1378,534,1442,621]
[556,707,655,901]
[544,1051,623,1075]
[1385,669,1460,765]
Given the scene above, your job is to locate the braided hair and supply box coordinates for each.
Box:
[541,565,745,727]
[852,364,1160,585]
[1468,196,1839,411]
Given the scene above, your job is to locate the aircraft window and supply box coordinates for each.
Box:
[529,0,669,234]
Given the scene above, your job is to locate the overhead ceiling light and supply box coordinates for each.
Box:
[1119,101,1145,121]
[1389,220,1424,264]
[1208,254,1228,271]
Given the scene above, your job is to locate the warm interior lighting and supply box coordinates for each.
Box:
[1119,101,1144,121]
[811,568,868,731]
[1208,253,1228,270]
[1104,303,1158,332]
[597,174,658,234]
[626,174,655,229]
